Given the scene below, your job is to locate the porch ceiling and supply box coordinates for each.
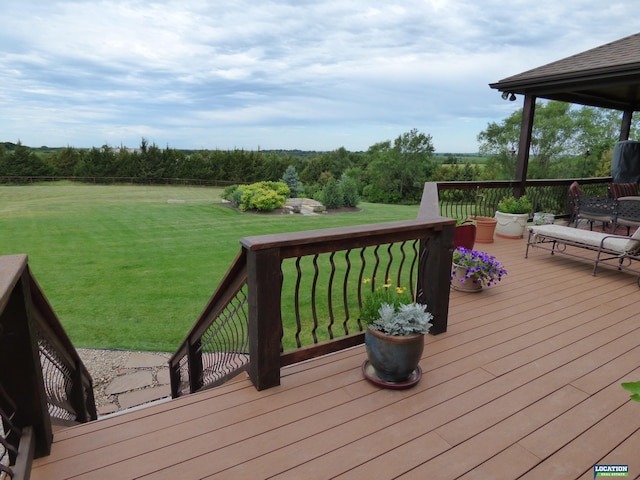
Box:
[490,32,640,111]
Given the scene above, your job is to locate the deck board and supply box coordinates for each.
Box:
[31,233,640,479]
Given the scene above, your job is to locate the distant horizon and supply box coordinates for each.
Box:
[1,141,481,156]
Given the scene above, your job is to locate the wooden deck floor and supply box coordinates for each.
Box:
[31,235,640,479]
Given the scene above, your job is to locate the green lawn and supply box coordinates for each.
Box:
[0,182,419,351]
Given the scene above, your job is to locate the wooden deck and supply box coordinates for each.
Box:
[31,235,640,479]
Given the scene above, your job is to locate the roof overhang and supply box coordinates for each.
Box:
[490,33,640,111]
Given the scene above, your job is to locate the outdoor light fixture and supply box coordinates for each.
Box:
[500,91,517,101]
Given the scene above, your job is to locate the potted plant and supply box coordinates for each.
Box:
[451,247,508,292]
[469,215,498,243]
[454,218,477,250]
[467,188,497,243]
[494,195,533,238]
[360,279,433,386]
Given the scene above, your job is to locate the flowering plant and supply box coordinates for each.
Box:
[360,279,433,336]
[451,247,508,287]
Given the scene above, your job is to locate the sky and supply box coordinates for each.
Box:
[2,1,638,154]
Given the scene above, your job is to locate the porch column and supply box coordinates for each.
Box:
[619,110,633,141]
[514,94,536,197]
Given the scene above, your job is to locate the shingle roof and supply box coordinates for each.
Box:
[490,32,640,111]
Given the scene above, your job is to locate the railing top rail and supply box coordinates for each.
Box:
[240,218,456,256]
[170,250,248,364]
[0,254,27,314]
[435,177,612,190]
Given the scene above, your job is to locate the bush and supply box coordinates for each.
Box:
[231,181,290,211]
[222,184,238,201]
[341,174,360,208]
[321,178,343,209]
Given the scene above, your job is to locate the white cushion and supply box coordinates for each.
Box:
[624,227,640,253]
[528,225,630,253]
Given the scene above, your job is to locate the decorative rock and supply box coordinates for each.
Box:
[125,352,169,368]
[156,368,171,385]
[118,386,171,409]
[105,371,153,395]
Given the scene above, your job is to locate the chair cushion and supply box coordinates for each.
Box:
[529,225,629,253]
[624,226,640,253]
[610,182,639,198]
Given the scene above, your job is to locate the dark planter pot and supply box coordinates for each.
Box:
[365,326,424,382]
[454,223,477,250]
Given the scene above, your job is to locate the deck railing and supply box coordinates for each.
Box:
[169,252,249,398]
[0,255,96,478]
[435,177,611,220]
[170,217,455,394]
[169,178,614,396]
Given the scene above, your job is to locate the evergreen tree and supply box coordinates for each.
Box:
[280,165,304,197]
[340,174,360,207]
[321,177,343,209]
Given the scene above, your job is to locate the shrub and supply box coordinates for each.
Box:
[340,174,360,208]
[222,184,238,201]
[231,181,290,211]
[245,188,285,211]
[321,177,343,209]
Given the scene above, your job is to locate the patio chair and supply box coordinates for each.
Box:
[612,196,640,235]
[568,181,615,231]
[609,182,639,199]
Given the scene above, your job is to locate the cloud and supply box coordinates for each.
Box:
[1,0,638,152]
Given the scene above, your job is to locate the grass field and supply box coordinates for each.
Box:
[0,182,419,352]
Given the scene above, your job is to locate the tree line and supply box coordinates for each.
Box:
[2,102,638,203]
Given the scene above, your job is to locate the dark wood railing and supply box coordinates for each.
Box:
[0,255,96,478]
[170,217,455,395]
[169,252,249,398]
[435,177,612,220]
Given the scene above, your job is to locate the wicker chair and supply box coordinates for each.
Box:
[568,181,615,231]
[610,182,639,199]
[612,196,640,235]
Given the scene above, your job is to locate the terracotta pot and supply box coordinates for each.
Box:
[454,223,477,250]
[470,216,497,243]
[451,265,483,292]
[365,326,424,382]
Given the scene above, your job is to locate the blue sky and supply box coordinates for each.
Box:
[2,1,638,153]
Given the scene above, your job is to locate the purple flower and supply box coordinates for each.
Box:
[451,247,508,287]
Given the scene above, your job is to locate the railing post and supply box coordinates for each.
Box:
[246,247,283,390]
[417,224,455,335]
[69,367,93,423]
[0,266,52,457]
[187,338,203,393]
